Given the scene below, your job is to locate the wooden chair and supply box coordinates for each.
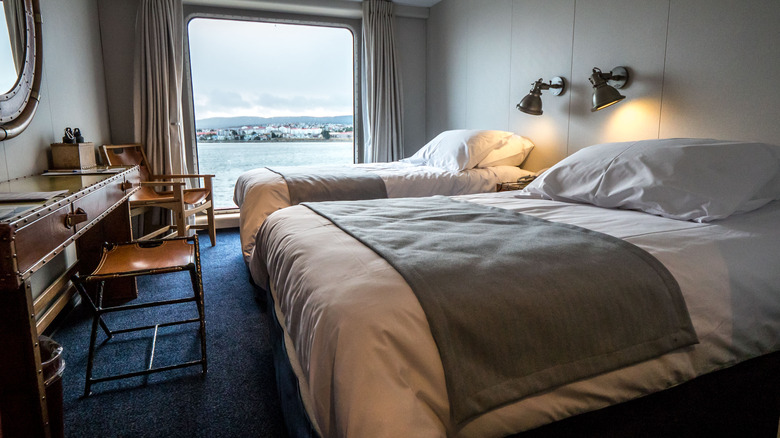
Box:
[102,144,216,246]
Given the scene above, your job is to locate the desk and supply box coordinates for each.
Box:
[0,167,140,437]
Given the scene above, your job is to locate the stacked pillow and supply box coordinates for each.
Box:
[524,138,780,222]
[402,130,534,171]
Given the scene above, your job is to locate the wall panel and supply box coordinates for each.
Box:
[426,0,470,138]
[660,0,780,142]
[509,0,575,171]
[567,0,669,154]
[395,16,428,155]
[463,0,512,131]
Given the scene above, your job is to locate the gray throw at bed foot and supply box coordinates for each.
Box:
[266,166,387,205]
[304,196,698,430]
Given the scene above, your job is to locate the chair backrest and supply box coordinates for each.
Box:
[102,144,152,181]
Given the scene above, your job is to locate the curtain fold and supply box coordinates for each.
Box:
[3,0,25,73]
[133,0,186,176]
[361,0,404,163]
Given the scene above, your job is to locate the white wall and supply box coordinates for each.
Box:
[426,0,780,171]
[0,0,111,180]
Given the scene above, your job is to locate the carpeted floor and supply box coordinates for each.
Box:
[48,229,289,437]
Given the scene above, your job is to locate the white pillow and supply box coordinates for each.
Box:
[402,130,526,171]
[476,135,535,168]
[524,138,780,222]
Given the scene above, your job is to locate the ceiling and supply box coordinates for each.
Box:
[354,0,442,6]
[183,0,441,18]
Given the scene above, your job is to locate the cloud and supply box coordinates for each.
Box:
[195,90,352,119]
[188,18,354,119]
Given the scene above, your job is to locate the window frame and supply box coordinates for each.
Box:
[181,6,363,211]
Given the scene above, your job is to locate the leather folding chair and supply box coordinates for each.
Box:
[72,235,207,396]
[101,144,216,246]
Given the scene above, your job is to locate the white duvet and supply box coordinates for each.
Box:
[234,162,534,264]
[254,191,780,438]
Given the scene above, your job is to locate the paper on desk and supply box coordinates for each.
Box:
[0,190,69,202]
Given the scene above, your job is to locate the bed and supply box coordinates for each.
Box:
[251,138,780,437]
[235,130,537,262]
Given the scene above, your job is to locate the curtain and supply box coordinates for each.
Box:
[3,0,25,73]
[361,0,404,163]
[133,0,186,176]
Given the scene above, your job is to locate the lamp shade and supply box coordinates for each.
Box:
[591,84,625,111]
[517,91,543,115]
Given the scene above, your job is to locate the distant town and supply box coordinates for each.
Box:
[196,121,353,142]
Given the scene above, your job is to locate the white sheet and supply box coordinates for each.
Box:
[254,192,780,438]
[235,162,534,264]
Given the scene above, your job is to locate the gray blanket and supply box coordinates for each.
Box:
[266,166,387,205]
[303,196,698,429]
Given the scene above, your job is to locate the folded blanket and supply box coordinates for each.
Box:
[266,166,387,205]
[304,196,698,429]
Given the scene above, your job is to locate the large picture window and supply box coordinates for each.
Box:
[187,17,356,209]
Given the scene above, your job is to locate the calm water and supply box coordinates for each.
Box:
[197,141,353,208]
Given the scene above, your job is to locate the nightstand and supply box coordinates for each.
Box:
[496,175,536,192]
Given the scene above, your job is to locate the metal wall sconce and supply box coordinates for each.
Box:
[516,77,566,116]
[589,67,629,111]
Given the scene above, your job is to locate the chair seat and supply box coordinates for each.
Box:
[130,186,210,205]
[90,239,196,279]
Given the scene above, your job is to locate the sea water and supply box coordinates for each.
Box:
[197,141,353,208]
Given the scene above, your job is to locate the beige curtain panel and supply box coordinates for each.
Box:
[362,0,404,163]
[133,0,187,177]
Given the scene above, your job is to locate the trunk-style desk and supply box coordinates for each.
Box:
[0,167,140,437]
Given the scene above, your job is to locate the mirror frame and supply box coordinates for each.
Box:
[0,0,42,141]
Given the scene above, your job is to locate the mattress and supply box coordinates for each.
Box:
[253,191,780,438]
[235,162,534,264]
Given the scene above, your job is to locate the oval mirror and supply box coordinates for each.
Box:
[0,0,42,141]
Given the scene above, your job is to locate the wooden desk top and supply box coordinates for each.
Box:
[0,167,140,290]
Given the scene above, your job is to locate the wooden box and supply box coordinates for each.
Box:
[51,142,97,170]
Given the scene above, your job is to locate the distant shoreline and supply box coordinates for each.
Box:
[197,138,352,143]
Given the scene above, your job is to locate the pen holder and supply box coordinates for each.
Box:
[51,142,97,170]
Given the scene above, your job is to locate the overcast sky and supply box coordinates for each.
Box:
[187,18,354,120]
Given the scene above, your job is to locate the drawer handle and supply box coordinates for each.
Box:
[65,208,88,228]
[120,181,133,191]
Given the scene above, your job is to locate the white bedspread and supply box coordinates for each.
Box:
[254,192,780,438]
[235,162,534,264]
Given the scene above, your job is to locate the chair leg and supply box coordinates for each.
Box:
[207,205,216,247]
[84,310,101,397]
[83,281,112,397]
[72,275,112,338]
[189,267,208,373]
[189,238,207,373]
[175,210,188,238]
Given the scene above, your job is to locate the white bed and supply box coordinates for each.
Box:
[251,138,780,437]
[235,130,536,263]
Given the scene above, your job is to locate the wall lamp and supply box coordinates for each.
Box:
[516,77,566,116]
[589,66,629,111]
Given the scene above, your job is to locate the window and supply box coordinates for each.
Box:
[187,17,356,209]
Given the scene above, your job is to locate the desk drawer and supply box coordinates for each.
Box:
[72,178,127,234]
[14,204,74,275]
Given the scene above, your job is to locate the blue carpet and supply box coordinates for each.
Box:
[49,229,288,437]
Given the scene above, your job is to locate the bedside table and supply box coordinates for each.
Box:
[496,175,536,192]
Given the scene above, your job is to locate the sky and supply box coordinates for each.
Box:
[187,18,354,121]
